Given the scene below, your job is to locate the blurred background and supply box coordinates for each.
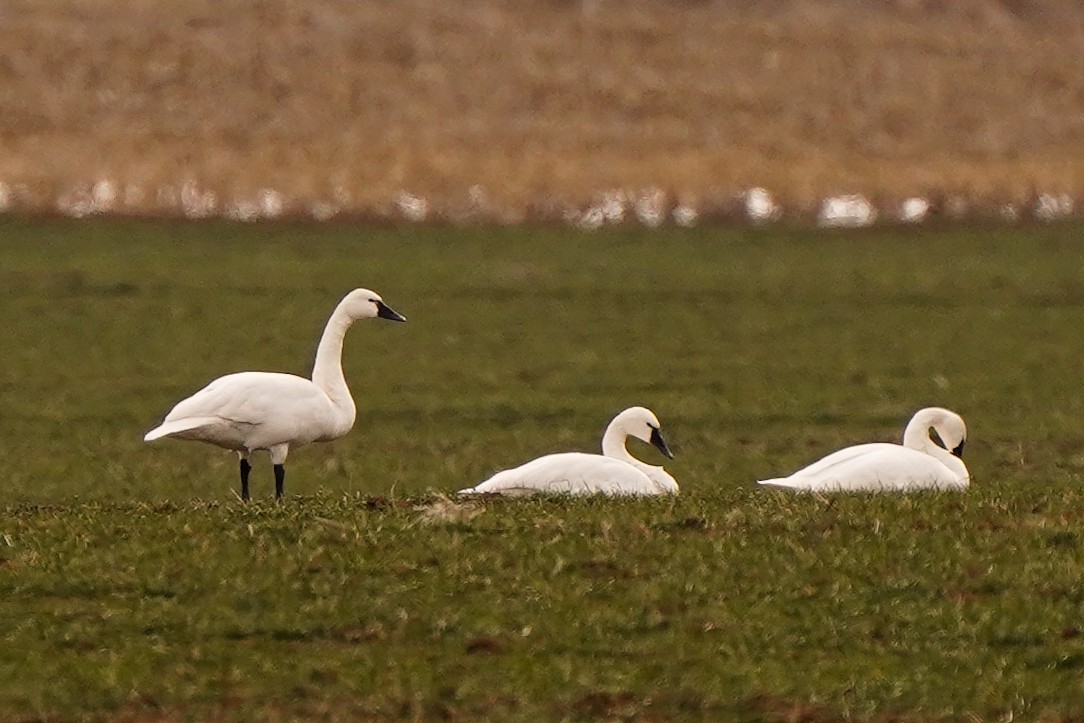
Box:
[1,0,1083,222]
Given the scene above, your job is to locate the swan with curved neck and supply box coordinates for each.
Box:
[144,288,406,500]
[758,407,969,492]
[459,407,678,496]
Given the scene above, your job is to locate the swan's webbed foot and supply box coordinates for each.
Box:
[274,464,285,500]
[240,458,252,502]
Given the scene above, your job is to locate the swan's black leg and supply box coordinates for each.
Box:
[240,458,252,502]
[274,464,285,499]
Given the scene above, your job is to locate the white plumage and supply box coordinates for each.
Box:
[144,288,406,500]
[757,407,969,492]
[459,406,678,497]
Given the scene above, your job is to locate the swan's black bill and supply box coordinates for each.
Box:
[376,301,407,322]
[650,427,674,459]
[952,440,965,458]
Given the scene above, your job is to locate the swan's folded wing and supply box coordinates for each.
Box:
[759,444,959,492]
[463,453,659,496]
[779,443,898,480]
[163,372,324,427]
[146,372,334,448]
[758,443,896,488]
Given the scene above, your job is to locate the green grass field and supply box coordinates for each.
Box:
[3,218,1084,720]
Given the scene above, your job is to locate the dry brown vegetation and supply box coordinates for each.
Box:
[2,0,1084,219]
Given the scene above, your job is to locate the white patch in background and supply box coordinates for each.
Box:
[634,187,666,227]
[258,189,284,219]
[898,197,930,223]
[181,180,217,219]
[818,194,876,228]
[395,191,428,222]
[468,184,487,210]
[1034,193,1074,221]
[672,202,698,227]
[575,206,605,230]
[999,204,1019,222]
[600,189,628,224]
[92,179,117,212]
[0,181,10,211]
[743,187,781,223]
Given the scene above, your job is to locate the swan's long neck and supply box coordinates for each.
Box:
[601,420,636,464]
[902,416,933,453]
[310,305,355,416]
[601,420,679,493]
[902,412,969,482]
[902,411,950,456]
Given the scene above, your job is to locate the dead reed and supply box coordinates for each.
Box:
[1,0,1083,219]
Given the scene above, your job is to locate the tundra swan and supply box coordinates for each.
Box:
[459,406,678,496]
[144,288,405,500]
[758,407,968,492]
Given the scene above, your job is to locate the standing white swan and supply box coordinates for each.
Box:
[757,407,969,492]
[458,406,678,496]
[144,288,406,500]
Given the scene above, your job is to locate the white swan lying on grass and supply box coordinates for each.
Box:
[144,288,406,501]
[459,406,678,497]
[758,407,969,492]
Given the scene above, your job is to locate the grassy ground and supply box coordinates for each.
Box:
[3,219,1084,719]
[2,1,1084,216]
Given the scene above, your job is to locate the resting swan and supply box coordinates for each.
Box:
[144,288,406,500]
[758,407,969,492]
[459,406,678,496]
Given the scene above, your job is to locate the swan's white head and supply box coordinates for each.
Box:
[905,407,966,458]
[610,406,674,459]
[338,288,406,323]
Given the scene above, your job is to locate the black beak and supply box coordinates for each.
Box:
[951,440,965,458]
[649,427,674,459]
[376,300,407,322]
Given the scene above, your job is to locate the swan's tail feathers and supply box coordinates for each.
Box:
[144,416,220,442]
[757,477,801,489]
[457,487,481,495]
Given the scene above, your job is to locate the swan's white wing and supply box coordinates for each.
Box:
[146,372,336,449]
[461,452,664,497]
[758,443,964,492]
[768,443,898,481]
[162,372,324,423]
